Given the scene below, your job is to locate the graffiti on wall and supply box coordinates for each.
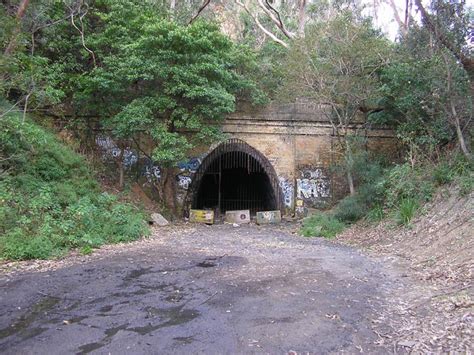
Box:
[177,157,202,173]
[141,158,161,183]
[176,175,192,190]
[95,135,138,168]
[279,177,294,208]
[175,156,204,190]
[95,135,205,190]
[296,168,330,202]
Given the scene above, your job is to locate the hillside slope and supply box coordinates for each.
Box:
[337,186,473,352]
[0,107,149,260]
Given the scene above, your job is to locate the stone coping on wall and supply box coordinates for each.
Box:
[223,120,396,138]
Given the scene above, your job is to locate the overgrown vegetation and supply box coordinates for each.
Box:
[300,213,345,239]
[302,152,473,237]
[293,0,472,238]
[0,107,149,260]
[0,1,472,248]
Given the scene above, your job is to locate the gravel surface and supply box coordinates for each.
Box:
[0,222,408,354]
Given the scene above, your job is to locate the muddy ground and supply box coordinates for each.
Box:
[1,223,413,354]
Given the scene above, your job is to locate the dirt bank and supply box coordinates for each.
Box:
[336,187,473,352]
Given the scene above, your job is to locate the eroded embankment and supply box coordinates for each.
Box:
[336,186,473,352]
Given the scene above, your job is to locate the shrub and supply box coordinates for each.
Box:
[0,108,149,260]
[366,204,385,223]
[396,198,418,226]
[457,173,473,196]
[334,195,368,223]
[432,162,453,186]
[384,163,434,207]
[301,213,346,238]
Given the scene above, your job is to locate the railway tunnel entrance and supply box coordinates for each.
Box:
[188,139,283,216]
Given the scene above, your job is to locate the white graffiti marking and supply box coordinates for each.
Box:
[95,135,138,168]
[143,165,161,183]
[297,168,330,199]
[177,175,192,190]
[279,177,294,208]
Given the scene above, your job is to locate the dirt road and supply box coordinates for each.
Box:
[0,223,406,354]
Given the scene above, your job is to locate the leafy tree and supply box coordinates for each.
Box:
[73,1,264,213]
[374,0,472,162]
[282,12,392,194]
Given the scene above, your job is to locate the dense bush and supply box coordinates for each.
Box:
[333,153,472,227]
[334,195,368,223]
[300,213,345,239]
[0,110,149,260]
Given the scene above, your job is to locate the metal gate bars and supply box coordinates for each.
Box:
[186,138,283,216]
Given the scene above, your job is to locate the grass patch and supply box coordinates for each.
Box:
[300,213,346,238]
[0,105,149,260]
[396,198,419,225]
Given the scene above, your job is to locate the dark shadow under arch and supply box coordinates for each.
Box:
[185,138,283,216]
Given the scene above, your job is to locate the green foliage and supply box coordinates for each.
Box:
[366,204,385,223]
[374,53,470,155]
[329,151,472,228]
[300,213,346,238]
[80,245,93,256]
[457,174,473,196]
[282,13,391,112]
[74,5,265,168]
[384,163,435,208]
[334,195,368,223]
[333,153,387,223]
[432,162,454,185]
[396,198,419,226]
[0,109,149,260]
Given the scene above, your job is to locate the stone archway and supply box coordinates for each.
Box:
[185,138,283,216]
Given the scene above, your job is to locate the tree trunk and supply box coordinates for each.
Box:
[443,52,471,160]
[117,148,125,190]
[162,167,177,216]
[344,138,355,195]
[451,101,471,159]
[297,0,306,36]
[347,170,355,196]
[4,0,30,56]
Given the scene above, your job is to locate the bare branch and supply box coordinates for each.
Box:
[257,0,295,39]
[414,0,473,79]
[235,0,289,47]
[188,0,212,25]
[70,2,96,67]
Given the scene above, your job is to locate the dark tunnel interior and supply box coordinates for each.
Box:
[193,151,277,215]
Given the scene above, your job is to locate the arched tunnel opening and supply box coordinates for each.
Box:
[190,140,281,216]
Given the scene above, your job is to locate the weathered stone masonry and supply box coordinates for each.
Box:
[96,101,398,216]
[216,101,398,215]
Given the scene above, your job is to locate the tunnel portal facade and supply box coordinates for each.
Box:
[188,138,282,215]
[180,101,398,217]
[98,101,399,217]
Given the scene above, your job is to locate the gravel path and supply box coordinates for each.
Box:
[0,223,405,354]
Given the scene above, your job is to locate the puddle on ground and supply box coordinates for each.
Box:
[173,336,195,344]
[129,305,200,335]
[197,256,247,268]
[0,296,59,340]
[77,324,129,355]
[123,267,154,283]
[76,305,199,353]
